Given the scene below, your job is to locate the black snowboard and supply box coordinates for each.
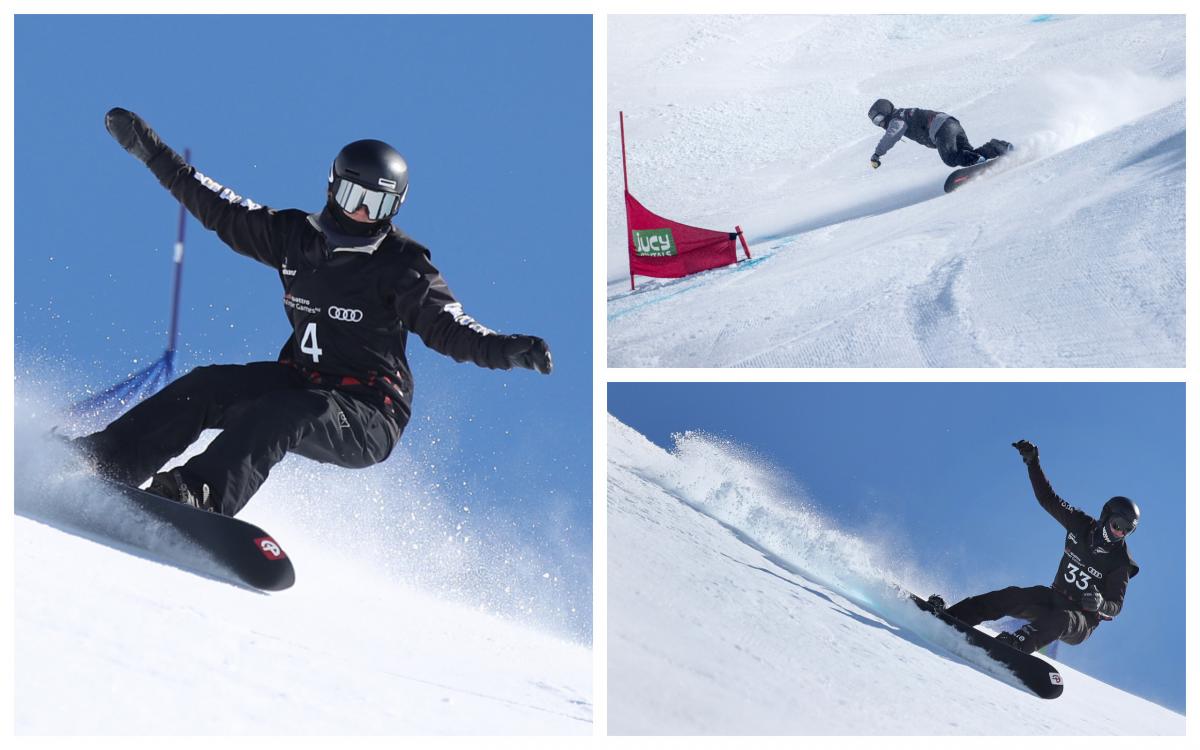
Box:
[96,478,296,591]
[909,594,1064,699]
[944,156,1008,193]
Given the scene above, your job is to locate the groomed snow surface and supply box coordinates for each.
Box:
[607,15,1184,367]
[14,406,591,735]
[607,416,1183,735]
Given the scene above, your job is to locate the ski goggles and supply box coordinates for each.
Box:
[331,177,407,221]
[872,113,886,126]
[1107,515,1136,538]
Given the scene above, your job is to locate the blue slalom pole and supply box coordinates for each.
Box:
[163,147,190,380]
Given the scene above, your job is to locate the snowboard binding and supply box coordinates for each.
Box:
[978,139,1014,160]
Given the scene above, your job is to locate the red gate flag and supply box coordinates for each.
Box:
[621,111,751,290]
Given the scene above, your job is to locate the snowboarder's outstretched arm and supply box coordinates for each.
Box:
[104,108,292,270]
[872,117,908,163]
[1012,439,1088,531]
[403,250,552,375]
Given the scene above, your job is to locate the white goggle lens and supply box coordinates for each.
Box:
[333,179,402,220]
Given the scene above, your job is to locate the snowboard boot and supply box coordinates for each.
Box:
[927,594,947,614]
[996,624,1038,654]
[148,468,217,513]
[977,139,1014,160]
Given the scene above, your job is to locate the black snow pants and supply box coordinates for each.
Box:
[75,362,402,516]
[933,119,982,167]
[946,585,1099,652]
[934,118,1011,167]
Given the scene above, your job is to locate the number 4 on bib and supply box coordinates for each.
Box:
[301,322,323,363]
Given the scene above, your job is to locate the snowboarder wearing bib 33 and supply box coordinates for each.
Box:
[930,439,1140,655]
[867,98,1012,169]
[73,108,553,517]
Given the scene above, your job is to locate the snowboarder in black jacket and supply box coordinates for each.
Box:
[867,98,1012,169]
[74,108,553,517]
[932,440,1140,655]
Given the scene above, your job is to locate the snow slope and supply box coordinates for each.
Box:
[607,15,1185,367]
[607,415,1183,734]
[14,413,591,735]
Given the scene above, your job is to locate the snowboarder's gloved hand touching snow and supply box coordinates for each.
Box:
[1012,439,1039,466]
[502,335,553,374]
[1080,591,1104,612]
[870,154,882,169]
[105,107,187,185]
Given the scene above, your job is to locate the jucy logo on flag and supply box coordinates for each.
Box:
[632,228,677,257]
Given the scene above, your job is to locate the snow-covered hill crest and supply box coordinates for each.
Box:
[607,415,1183,734]
[13,398,592,735]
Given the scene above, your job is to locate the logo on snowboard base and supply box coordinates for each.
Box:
[254,537,287,561]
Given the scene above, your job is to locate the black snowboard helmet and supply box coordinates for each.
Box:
[868,98,895,126]
[328,139,409,223]
[1098,495,1139,542]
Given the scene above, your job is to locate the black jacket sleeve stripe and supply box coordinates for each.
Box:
[403,247,509,370]
[147,148,288,270]
[1026,461,1087,531]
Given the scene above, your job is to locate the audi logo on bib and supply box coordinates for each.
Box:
[328,306,364,323]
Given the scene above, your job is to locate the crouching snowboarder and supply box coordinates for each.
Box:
[72,108,553,517]
[867,98,1012,169]
[930,439,1140,655]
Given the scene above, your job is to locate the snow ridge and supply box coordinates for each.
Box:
[608,415,1183,735]
[14,391,592,734]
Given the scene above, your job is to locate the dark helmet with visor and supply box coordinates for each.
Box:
[1099,495,1139,542]
[328,139,409,222]
[868,98,895,126]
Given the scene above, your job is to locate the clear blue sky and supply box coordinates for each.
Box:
[15,15,592,639]
[609,382,1184,712]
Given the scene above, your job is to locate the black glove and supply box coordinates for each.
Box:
[502,335,552,374]
[105,107,170,165]
[1012,439,1039,466]
[1080,591,1103,613]
[870,154,882,169]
